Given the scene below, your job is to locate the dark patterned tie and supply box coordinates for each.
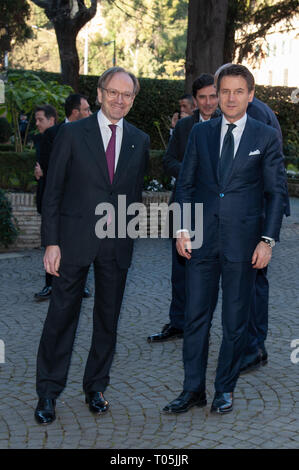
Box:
[218,123,236,186]
[106,124,117,183]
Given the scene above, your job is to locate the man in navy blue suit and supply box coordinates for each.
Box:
[163,65,286,414]
[214,65,290,375]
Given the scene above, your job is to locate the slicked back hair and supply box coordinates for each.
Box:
[64,93,88,118]
[34,104,57,123]
[179,93,194,103]
[192,73,215,98]
[217,64,255,93]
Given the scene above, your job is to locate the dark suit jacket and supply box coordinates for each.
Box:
[163,109,221,207]
[247,97,283,149]
[247,97,290,217]
[34,133,45,214]
[41,112,150,269]
[175,115,286,262]
[163,109,221,179]
[35,122,65,214]
[39,122,65,178]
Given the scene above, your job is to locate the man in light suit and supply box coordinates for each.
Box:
[163,64,286,415]
[34,67,150,424]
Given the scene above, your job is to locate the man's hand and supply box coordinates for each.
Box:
[171,112,179,129]
[252,241,272,269]
[34,162,43,180]
[176,231,192,260]
[44,245,61,277]
[180,111,189,119]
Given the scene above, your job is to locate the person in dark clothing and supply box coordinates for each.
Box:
[34,105,58,214]
[34,95,92,301]
[240,95,290,373]
[212,64,290,374]
[34,68,150,424]
[147,73,220,342]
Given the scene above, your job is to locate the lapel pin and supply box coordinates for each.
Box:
[132,144,135,149]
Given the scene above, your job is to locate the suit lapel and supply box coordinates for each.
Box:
[83,115,137,186]
[226,116,257,184]
[208,118,222,182]
[83,112,111,185]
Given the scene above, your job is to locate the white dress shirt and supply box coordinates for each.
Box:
[219,113,247,157]
[97,109,123,171]
[199,113,211,123]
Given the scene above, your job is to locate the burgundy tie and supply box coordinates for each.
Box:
[106,124,117,183]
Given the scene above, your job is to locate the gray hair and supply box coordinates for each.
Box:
[97,67,140,96]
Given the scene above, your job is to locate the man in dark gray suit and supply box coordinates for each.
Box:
[34,67,150,425]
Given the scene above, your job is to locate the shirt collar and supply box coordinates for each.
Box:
[221,113,247,131]
[98,109,123,129]
[199,113,211,122]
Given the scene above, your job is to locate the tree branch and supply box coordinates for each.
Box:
[30,0,49,9]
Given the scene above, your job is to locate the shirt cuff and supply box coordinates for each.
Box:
[176,229,189,237]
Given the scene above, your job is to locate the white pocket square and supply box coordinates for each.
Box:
[249,149,261,156]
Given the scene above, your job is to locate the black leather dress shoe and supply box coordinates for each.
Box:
[259,345,268,364]
[147,323,183,343]
[210,392,233,414]
[163,391,207,414]
[34,286,52,301]
[85,392,109,413]
[83,286,92,298]
[34,398,56,424]
[240,352,261,375]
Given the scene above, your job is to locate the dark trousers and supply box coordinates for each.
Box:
[246,267,269,354]
[169,239,219,331]
[36,239,127,399]
[183,255,256,393]
[45,272,53,287]
[169,239,186,330]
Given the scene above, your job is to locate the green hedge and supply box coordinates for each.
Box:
[7,69,298,156]
[0,118,13,144]
[0,148,167,192]
[2,69,299,190]
[0,144,15,152]
[0,188,19,247]
[7,69,184,149]
[0,150,37,191]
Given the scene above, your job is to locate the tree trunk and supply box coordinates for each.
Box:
[185,0,229,92]
[30,1,97,92]
[54,24,80,91]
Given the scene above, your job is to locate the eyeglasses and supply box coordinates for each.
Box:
[101,87,134,102]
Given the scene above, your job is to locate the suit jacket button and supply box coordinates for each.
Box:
[219,193,224,198]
